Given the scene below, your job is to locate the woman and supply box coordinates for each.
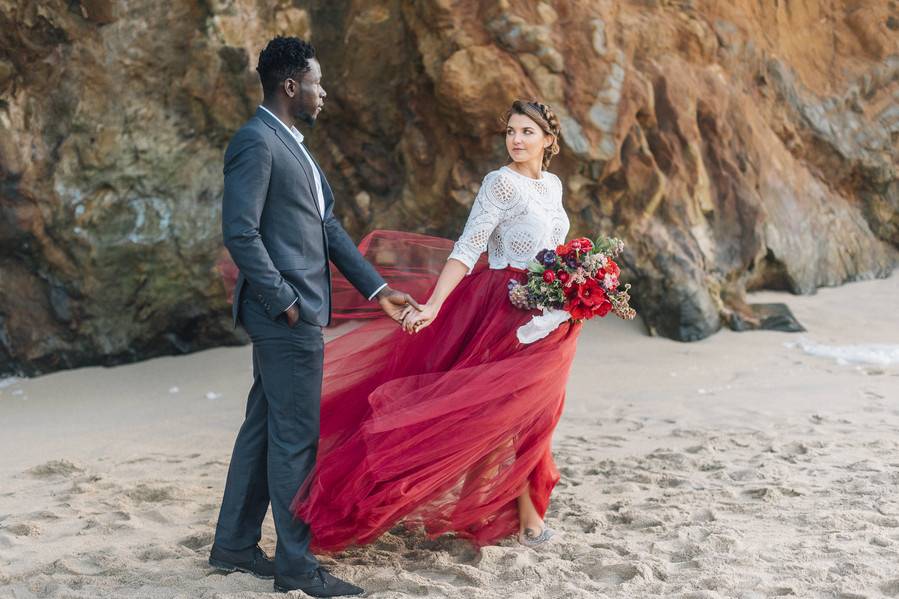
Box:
[293,100,579,550]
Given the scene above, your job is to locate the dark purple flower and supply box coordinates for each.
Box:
[535,249,548,263]
[542,250,557,266]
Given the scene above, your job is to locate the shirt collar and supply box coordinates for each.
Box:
[258,105,304,144]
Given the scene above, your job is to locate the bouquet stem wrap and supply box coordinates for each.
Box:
[517,308,573,344]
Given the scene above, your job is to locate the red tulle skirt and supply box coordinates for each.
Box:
[277,231,583,551]
[216,231,582,549]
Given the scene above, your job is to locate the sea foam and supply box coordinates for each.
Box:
[785,338,899,366]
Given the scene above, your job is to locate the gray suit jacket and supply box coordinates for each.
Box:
[222,107,386,327]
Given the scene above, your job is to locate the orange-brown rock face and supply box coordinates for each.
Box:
[1,0,896,375]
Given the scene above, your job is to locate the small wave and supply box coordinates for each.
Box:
[0,377,18,389]
[785,338,899,366]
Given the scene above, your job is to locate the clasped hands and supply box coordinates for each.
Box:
[375,287,438,334]
[284,287,436,333]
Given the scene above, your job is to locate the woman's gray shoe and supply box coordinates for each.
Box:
[274,567,364,597]
[208,544,275,579]
[518,526,558,548]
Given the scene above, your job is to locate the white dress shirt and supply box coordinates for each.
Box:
[258,105,325,217]
[258,105,386,307]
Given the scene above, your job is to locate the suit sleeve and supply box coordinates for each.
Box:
[323,205,387,301]
[221,129,298,318]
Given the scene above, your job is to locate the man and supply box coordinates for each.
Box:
[209,36,419,597]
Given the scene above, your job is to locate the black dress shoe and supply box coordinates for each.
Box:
[208,543,275,579]
[274,567,364,597]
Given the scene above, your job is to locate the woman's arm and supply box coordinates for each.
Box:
[402,171,519,333]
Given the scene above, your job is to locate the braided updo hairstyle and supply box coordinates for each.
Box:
[503,100,562,169]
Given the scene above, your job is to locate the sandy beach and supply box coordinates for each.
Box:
[1,274,898,599]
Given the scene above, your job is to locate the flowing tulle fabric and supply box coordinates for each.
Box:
[214,231,457,318]
[215,231,581,550]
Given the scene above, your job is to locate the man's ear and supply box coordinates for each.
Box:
[283,78,297,98]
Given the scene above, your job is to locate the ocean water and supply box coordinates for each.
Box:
[785,338,899,366]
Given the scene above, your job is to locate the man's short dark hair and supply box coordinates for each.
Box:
[256,36,316,96]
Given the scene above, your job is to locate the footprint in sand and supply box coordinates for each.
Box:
[407,561,488,588]
[880,578,899,597]
[179,531,214,550]
[474,544,538,573]
[589,541,632,557]
[54,552,123,576]
[25,510,60,522]
[584,561,648,586]
[138,509,172,525]
[741,486,802,501]
[554,498,602,533]
[691,508,717,523]
[202,459,229,468]
[2,522,40,537]
[125,484,176,503]
[137,546,184,561]
[728,468,766,482]
[608,509,663,530]
[68,474,103,495]
[26,459,83,478]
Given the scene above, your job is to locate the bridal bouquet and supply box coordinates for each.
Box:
[508,236,636,343]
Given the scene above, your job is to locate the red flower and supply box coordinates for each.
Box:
[606,259,620,277]
[567,288,613,321]
[594,298,613,317]
[576,278,605,306]
[557,270,570,284]
[566,238,594,255]
[569,299,593,320]
[556,243,571,256]
[542,270,556,283]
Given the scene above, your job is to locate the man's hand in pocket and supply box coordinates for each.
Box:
[284,302,300,327]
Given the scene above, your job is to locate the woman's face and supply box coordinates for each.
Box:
[506,113,550,166]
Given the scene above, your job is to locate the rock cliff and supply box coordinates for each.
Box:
[1,0,896,375]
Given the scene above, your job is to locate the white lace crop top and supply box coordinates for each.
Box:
[448,166,570,272]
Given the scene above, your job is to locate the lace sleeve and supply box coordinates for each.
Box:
[447,171,520,273]
[548,173,568,246]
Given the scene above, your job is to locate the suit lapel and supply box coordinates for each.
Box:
[254,107,321,219]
